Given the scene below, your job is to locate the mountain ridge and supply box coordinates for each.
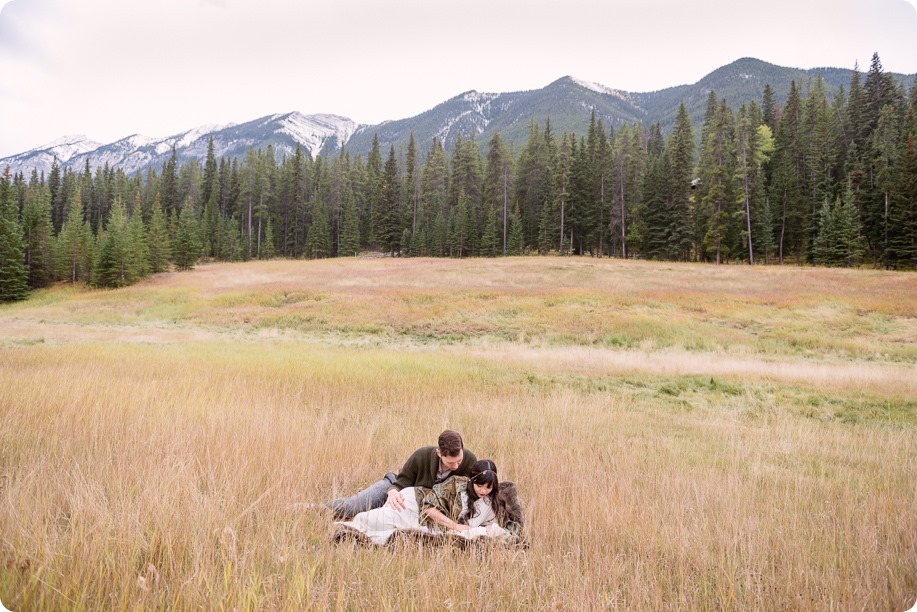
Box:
[2,57,913,177]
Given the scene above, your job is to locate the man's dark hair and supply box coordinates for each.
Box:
[437,430,464,457]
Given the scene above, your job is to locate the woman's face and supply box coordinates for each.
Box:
[472,481,493,498]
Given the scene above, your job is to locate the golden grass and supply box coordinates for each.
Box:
[1,258,915,609]
[3,257,915,361]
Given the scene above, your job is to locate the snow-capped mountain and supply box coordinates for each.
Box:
[1,113,360,177]
[1,135,103,177]
[3,58,912,179]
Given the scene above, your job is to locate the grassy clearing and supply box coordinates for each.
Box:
[3,258,915,360]
[1,258,915,609]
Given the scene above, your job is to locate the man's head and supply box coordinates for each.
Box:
[436,429,464,472]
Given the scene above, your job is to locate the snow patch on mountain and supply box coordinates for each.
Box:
[462,91,499,118]
[570,77,635,105]
[37,135,103,161]
[9,134,102,164]
[0,113,359,176]
[277,113,358,157]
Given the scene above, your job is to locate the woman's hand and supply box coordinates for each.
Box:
[485,523,505,537]
[422,507,463,531]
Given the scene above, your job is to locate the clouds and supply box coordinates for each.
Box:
[1,0,915,158]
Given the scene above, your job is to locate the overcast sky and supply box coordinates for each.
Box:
[1,0,916,157]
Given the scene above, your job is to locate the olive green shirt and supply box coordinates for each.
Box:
[388,445,477,492]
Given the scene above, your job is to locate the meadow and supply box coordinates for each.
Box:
[1,257,915,610]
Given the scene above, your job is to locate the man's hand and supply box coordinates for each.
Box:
[385,488,406,512]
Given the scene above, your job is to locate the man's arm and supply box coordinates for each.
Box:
[388,448,425,492]
[385,447,426,512]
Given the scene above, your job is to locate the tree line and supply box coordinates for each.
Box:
[1,54,915,302]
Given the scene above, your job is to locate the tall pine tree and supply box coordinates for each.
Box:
[0,169,28,302]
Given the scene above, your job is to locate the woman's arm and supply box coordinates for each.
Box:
[421,507,470,532]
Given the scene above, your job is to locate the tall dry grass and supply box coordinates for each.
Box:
[1,258,915,609]
[1,341,914,609]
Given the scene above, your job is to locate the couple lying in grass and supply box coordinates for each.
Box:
[330,430,525,547]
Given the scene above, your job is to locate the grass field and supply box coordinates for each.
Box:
[1,257,915,609]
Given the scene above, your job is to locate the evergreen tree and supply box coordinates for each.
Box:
[306,197,331,259]
[160,146,179,218]
[404,132,419,233]
[173,204,200,270]
[147,195,171,273]
[483,132,513,255]
[0,169,29,302]
[449,134,484,254]
[771,81,807,263]
[21,185,54,288]
[262,217,276,259]
[419,138,449,255]
[515,119,556,249]
[869,102,901,267]
[127,206,151,280]
[376,145,402,255]
[365,134,383,248]
[507,210,524,256]
[340,194,360,257]
[761,84,777,132]
[555,132,573,254]
[697,99,736,263]
[200,137,218,209]
[200,137,219,256]
[814,185,864,267]
[48,159,63,234]
[450,191,470,257]
[812,198,833,265]
[834,186,865,267]
[55,188,93,283]
[666,103,696,260]
[92,196,130,287]
[641,124,670,260]
[847,63,868,157]
[735,105,759,263]
[398,228,410,256]
[594,119,613,257]
[239,148,259,259]
[433,211,449,257]
[218,217,242,262]
[413,227,428,256]
[802,77,839,263]
[887,89,917,268]
[480,211,498,257]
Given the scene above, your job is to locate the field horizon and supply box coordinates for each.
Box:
[2,257,915,609]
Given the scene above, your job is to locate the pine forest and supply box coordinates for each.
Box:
[1,55,916,302]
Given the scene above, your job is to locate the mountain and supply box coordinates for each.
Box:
[3,113,359,177]
[344,76,647,157]
[1,135,103,177]
[349,58,913,158]
[2,58,913,177]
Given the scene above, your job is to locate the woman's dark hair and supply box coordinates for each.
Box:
[464,459,500,522]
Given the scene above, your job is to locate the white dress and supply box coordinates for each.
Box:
[336,487,502,545]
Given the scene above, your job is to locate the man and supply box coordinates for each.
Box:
[329,429,477,519]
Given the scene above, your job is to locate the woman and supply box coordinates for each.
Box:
[334,459,508,545]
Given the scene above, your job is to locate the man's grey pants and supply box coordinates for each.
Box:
[329,472,397,520]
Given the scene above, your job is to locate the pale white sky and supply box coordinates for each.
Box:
[1,0,916,157]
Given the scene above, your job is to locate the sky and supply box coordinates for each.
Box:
[1,0,916,158]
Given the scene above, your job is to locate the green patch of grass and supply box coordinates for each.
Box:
[653,376,744,399]
[259,291,326,308]
[798,392,917,426]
